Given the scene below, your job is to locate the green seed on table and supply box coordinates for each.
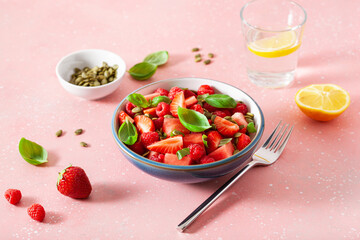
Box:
[195,57,202,62]
[56,130,63,137]
[75,129,83,135]
[80,142,88,147]
[195,54,201,58]
[208,53,214,58]
[192,47,200,52]
[204,59,211,65]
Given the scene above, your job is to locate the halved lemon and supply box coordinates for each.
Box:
[295,84,350,121]
[247,31,300,58]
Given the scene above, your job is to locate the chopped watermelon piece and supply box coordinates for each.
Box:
[207,142,234,161]
[185,96,198,107]
[143,107,157,116]
[206,131,222,153]
[144,92,161,101]
[162,118,190,137]
[163,153,193,166]
[147,136,183,154]
[183,133,203,147]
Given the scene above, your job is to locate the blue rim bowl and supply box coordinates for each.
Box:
[111,78,265,183]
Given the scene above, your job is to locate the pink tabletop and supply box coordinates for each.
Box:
[1,0,359,239]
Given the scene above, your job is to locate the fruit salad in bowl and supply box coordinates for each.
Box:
[111,78,264,183]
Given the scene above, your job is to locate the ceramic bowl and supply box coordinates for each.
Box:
[111,78,265,183]
[56,49,126,100]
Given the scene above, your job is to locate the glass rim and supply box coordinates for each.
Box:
[240,0,307,33]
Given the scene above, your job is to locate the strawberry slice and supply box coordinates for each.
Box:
[231,112,248,128]
[162,117,190,137]
[118,110,134,124]
[185,96,198,107]
[143,107,157,116]
[237,133,251,151]
[207,142,234,161]
[213,116,239,137]
[183,133,203,147]
[147,136,183,154]
[134,115,155,134]
[206,131,222,153]
[144,92,161,101]
[170,91,186,117]
[163,153,193,166]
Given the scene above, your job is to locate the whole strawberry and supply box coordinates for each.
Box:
[57,165,92,199]
[27,203,45,222]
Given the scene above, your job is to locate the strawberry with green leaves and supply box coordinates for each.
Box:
[57,165,92,199]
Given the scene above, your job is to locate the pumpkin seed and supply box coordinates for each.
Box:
[234,132,242,138]
[132,107,143,113]
[101,79,108,85]
[164,115,174,118]
[80,142,88,147]
[56,130,63,137]
[195,54,201,58]
[192,47,200,52]
[74,129,83,135]
[204,59,211,65]
[195,57,202,62]
[208,53,214,58]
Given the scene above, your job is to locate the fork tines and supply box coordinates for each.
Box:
[263,121,294,154]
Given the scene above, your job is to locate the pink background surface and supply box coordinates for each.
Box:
[1,0,359,239]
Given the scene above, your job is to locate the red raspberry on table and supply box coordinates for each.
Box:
[4,189,22,205]
[153,117,164,130]
[156,102,171,117]
[125,102,136,118]
[184,89,197,99]
[154,88,169,96]
[203,102,218,113]
[168,87,184,100]
[188,144,206,161]
[141,132,160,147]
[27,203,45,222]
[232,102,248,115]
[197,85,215,95]
[199,156,215,164]
[212,110,227,118]
[149,152,165,163]
[190,104,204,114]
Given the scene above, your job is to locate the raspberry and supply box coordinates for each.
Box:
[154,88,169,96]
[141,132,160,147]
[221,109,232,116]
[212,110,227,118]
[190,104,204,114]
[149,152,165,163]
[125,102,136,118]
[128,139,146,155]
[156,102,171,117]
[168,87,183,100]
[199,156,215,164]
[232,102,248,115]
[203,102,218,113]
[27,204,45,222]
[197,85,215,95]
[4,189,22,205]
[188,144,206,161]
[184,89,197,99]
[153,117,164,130]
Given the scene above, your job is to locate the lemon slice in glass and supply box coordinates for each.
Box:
[248,31,300,58]
[295,84,350,121]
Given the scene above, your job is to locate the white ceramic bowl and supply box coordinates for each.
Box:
[56,49,126,100]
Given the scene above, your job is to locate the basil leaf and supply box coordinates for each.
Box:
[143,51,169,66]
[19,138,48,165]
[247,122,257,133]
[197,94,209,102]
[170,130,185,137]
[205,94,237,108]
[218,138,232,147]
[176,148,190,160]
[151,96,171,107]
[118,119,138,145]
[126,93,150,108]
[177,107,211,132]
[202,134,208,148]
[129,62,157,80]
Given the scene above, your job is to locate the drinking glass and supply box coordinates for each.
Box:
[240,0,307,88]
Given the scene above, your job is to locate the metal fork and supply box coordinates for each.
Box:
[177,121,294,232]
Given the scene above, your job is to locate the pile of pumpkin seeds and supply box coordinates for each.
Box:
[70,62,118,87]
[192,48,214,65]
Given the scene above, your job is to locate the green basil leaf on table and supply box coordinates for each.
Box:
[126,93,150,108]
[118,119,138,145]
[143,51,169,66]
[247,122,257,133]
[19,138,48,165]
[177,107,211,132]
[151,96,172,107]
[218,138,233,147]
[202,134,208,148]
[176,148,190,160]
[205,94,237,108]
[128,62,157,81]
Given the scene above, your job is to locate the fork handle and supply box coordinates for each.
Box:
[177,160,257,232]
